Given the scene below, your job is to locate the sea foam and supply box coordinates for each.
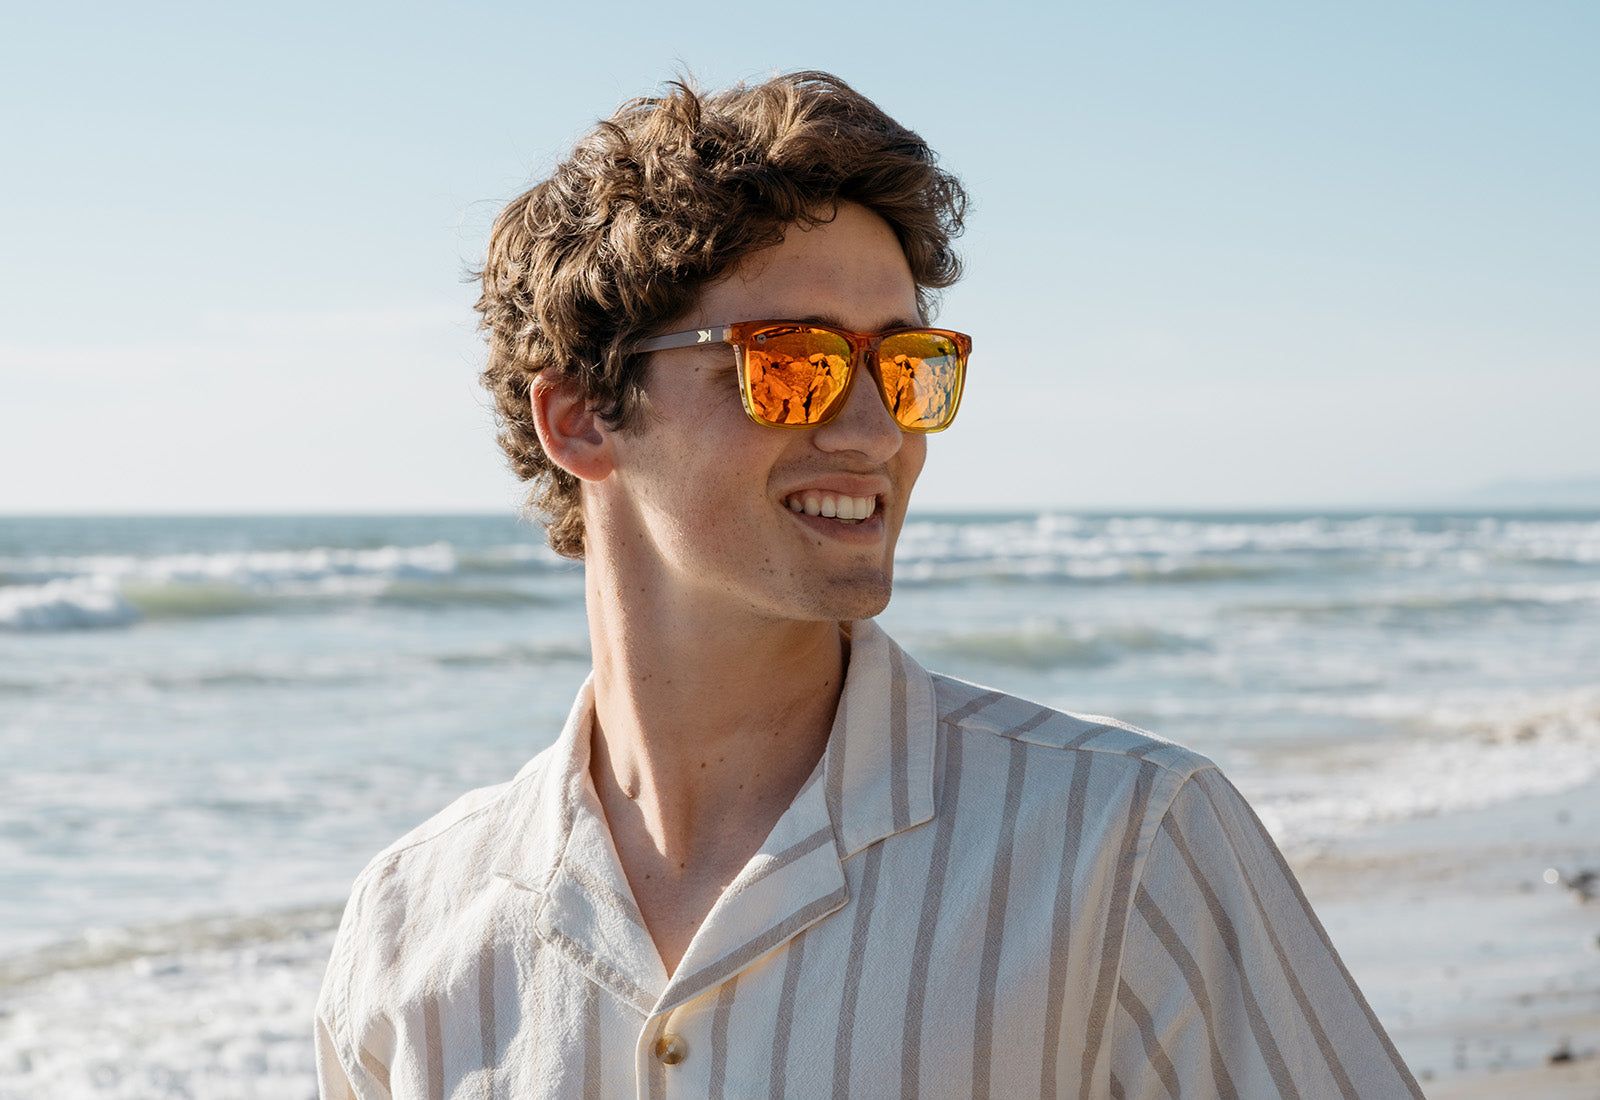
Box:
[0,578,140,631]
[0,908,336,1098]
[0,542,465,631]
[1253,690,1600,853]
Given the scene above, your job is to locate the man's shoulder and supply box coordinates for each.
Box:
[318,739,569,1068]
[347,741,560,900]
[927,670,1215,782]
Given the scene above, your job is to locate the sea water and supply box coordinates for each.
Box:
[2,511,1598,1096]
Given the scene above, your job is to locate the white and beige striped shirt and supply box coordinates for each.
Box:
[316,619,1421,1098]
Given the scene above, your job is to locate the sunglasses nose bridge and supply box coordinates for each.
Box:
[849,334,877,377]
[856,334,900,419]
[842,333,889,395]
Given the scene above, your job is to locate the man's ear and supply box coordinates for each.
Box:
[530,374,613,483]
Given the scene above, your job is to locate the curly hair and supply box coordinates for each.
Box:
[475,70,968,558]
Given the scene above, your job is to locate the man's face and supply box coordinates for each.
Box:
[601,202,928,625]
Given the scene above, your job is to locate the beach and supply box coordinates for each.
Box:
[1301,775,1600,1097]
[2,510,1597,1096]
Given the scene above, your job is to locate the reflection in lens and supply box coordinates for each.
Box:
[743,326,964,430]
[879,334,962,430]
[746,330,849,425]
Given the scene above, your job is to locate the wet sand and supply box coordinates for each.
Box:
[1296,775,1600,1097]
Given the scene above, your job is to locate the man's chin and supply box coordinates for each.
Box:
[809,572,894,623]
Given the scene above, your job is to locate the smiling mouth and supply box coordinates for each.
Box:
[783,492,878,524]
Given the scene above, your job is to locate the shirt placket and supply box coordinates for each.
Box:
[634,1001,705,1100]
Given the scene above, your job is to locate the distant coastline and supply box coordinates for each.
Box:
[1449,475,1600,509]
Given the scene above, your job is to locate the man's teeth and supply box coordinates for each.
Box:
[786,493,877,522]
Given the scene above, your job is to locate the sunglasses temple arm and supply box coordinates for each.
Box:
[633,326,734,354]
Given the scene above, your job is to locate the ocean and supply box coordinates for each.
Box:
[3,510,1598,1096]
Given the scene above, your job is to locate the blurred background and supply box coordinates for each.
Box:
[3,3,1597,1097]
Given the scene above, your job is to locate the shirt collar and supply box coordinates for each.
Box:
[489,620,938,1009]
[825,618,938,857]
[497,619,936,887]
[490,674,597,897]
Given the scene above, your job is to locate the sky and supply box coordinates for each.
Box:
[3,1,1596,513]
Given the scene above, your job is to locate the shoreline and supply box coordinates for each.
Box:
[1296,774,1600,1097]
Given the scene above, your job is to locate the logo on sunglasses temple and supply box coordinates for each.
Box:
[696,330,716,343]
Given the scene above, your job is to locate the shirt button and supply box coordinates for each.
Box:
[653,1033,688,1066]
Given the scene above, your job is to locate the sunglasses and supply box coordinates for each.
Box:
[634,320,970,432]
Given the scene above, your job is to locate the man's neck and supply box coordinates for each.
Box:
[582,563,847,975]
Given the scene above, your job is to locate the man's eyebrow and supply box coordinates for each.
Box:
[790,314,927,331]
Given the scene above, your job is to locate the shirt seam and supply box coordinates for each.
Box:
[940,711,1213,785]
[928,674,1211,782]
[353,765,546,889]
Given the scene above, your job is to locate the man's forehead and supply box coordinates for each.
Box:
[687,206,921,331]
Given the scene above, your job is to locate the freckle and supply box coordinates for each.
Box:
[700,762,706,769]
[679,862,686,869]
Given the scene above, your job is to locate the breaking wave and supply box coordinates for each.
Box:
[1255,690,1600,852]
[895,512,1600,588]
[921,622,1202,670]
[0,541,577,631]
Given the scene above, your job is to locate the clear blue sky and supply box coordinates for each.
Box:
[3,2,1595,512]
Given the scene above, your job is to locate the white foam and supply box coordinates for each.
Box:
[0,912,333,1098]
[130,541,459,589]
[6,541,457,591]
[1252,690,1600,852]
[895,513,1600,581]
[0,578,140,631]
[0,542,465,631]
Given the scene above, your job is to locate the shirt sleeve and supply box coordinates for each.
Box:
[316,1011,363,1100]
[1108,766,1422,1099]
[314,869,396,1100]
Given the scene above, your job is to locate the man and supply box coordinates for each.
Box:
[316,72,1421,1098]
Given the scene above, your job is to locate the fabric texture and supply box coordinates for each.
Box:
[316,620,1421,1099]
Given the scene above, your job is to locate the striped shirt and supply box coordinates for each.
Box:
[315,619,1421,1098]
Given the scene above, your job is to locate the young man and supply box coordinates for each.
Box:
[316,72,1421,1098]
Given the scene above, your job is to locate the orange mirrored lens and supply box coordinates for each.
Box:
[739,325,966,430]
[743,328,851,426]
[877,332,964,430]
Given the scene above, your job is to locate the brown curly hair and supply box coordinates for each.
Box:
[475,70,968,558]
